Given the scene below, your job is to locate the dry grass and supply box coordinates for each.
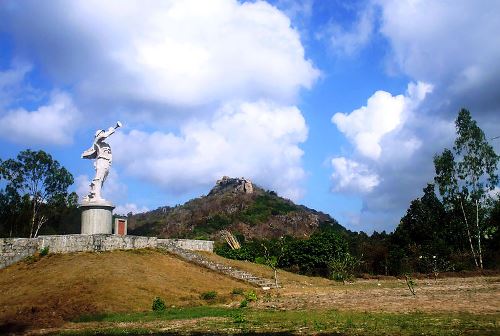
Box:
[255,276,500,314]
[1,249,499,335]
[0,249,251,329]
[201,252,500,314]
[199,251,333,287]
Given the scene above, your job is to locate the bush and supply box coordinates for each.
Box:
[200,290,218,300]
[328,253,359,283]
[152,297,166,312]
[239,299,248,308]
[232,288,244,295]
[244,290,257,302]
[40,246,50,256]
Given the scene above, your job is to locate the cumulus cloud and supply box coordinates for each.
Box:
[112,100,308,200]
[75,170,128,202]
[0,90,80,145]
[331,157,379,193]
[0,0,319,115]
[326,0,500,232]
[376,0,500,113]
[0,0,319,206]
[329,81,451,232]
[332,81,432,160]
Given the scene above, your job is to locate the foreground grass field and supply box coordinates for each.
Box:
[56,307,499,335]
[0,249,498,335]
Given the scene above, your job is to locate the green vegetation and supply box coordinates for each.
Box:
[70,307,500,335]
[40,246,50,257]
[243,290,257,302]
[328,253,359,283]
[151,297,166,312]
[193,214,232,239]
[239,194,298,225]
[217,228,352,278]
[0,149,79,238]
[200,290,218,301]
[434,108,499,269]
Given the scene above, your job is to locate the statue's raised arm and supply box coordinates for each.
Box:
[82,121,122,202]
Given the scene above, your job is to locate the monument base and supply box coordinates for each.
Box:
[80,200,115,234]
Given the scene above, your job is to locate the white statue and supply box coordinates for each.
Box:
[81,121,122,202]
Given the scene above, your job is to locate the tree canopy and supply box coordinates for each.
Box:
[434,108,499,268]
[0,149,76,238]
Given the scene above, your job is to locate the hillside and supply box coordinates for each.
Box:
[128,176,345,240]
[1,249,498,335]
[0,249,254,329]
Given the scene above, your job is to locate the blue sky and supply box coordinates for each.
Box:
[1,0,499,233]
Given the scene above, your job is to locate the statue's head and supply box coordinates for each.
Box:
[95,129,104,138]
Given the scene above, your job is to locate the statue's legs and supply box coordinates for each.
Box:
[89,158,111,201]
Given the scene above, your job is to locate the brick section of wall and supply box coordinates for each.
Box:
[0,235,213,269]
[157,238,213,252]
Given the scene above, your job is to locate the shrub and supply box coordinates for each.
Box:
[200,290,218,300]
[40,246,50,256]
[244,290,257,302]
[152,297,166,311]
[232,288,244,295]
[239,299,248,308]
[328,253,359,283]
[232,311,246,323]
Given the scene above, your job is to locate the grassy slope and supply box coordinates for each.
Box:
[0,249,252,328]
[1,249,499,335]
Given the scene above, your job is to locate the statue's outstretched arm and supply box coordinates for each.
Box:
[97,122,122,140]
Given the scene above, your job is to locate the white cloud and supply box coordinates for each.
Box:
[376,0,500,109]
[114,203,149,216]
[0,0,319,114]
[112,100,308,200]
[332,81,432,160]
[75,175,91,202]
[332,0,500,232]
[325,6,375,56]
[0,63,34,108]
[75,171,127,202]
[75,173,147,215]
[0,90,80,145]
[331,157,380,193]
[329,81,446,232]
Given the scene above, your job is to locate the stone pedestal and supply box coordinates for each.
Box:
[80,201,115,234]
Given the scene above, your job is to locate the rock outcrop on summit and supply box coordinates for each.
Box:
[210,176,254,195]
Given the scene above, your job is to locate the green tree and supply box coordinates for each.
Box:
[280,229,349,276]
[0,150,74,238]
[434,109,499,268]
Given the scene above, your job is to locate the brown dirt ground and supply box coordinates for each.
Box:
[201,252,500,314]
[0,249,252,330]
[1,249,499,334]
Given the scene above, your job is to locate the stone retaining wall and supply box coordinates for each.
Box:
[0,238,39,270]
[157,238,214,252]
[0,235,213,269]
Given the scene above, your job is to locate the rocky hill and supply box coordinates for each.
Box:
[129,176,344,240]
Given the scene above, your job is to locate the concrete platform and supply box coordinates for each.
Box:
[80,200,115,234]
